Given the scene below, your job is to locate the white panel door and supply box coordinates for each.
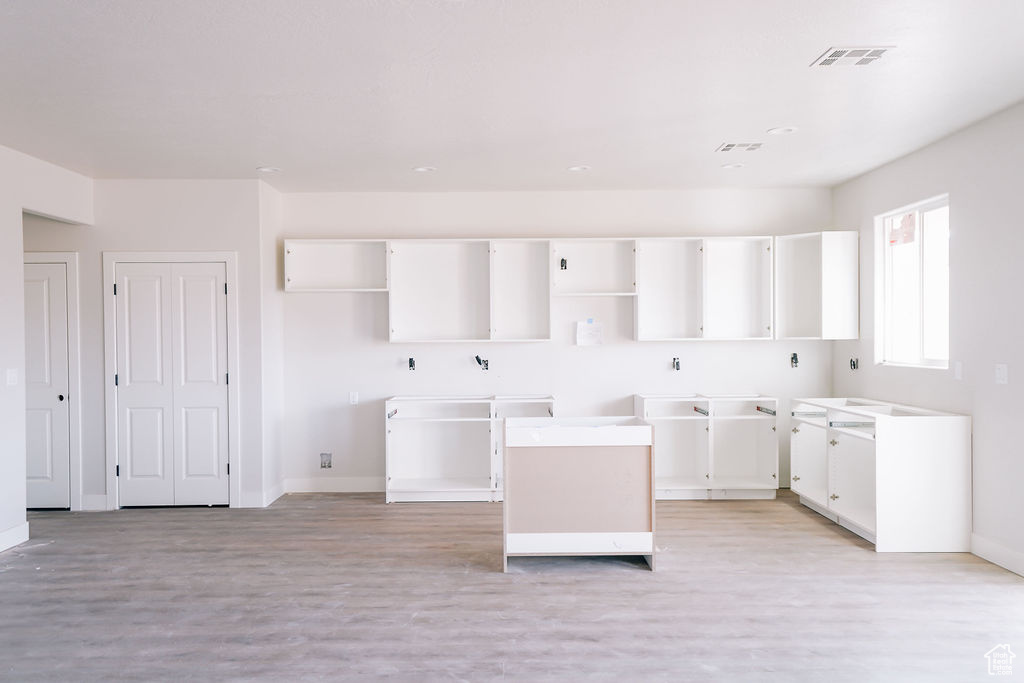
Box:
[115,262,229,506]
[24,263,71,508]
[170,263,229,505]
[116,263,175,506]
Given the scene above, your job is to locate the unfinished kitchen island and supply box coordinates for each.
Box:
[502,417,655,572]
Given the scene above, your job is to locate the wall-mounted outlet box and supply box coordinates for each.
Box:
[995,363,1009,385]
[320,452,332,469]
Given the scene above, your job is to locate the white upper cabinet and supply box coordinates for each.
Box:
[490,240,550,341]
[635,239,703,340]
[388,240,491,342]
[702,237,773,339]
[284,232,859,343]
[775,231,859,340]
[284,239,388,291]
[550,239,636,296]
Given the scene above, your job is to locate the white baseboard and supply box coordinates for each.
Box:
[284,476,385,493]
[80,494,108,511]
[237,490,267,508]
[263,481,285,507]
[972,533,1024,577]
[0,522,30,553]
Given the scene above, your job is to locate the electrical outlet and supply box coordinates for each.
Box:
[349,392,359,405]
[995,363,1009,385]
[320,452,332,469]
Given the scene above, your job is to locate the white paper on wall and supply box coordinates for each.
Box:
[576,318,603,346]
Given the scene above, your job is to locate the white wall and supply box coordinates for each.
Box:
[831,101,1024,575]
[22,180,268,507]
[274,189,835,491]
[0,144,92,552]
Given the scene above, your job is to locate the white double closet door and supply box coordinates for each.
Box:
[115,262,229,506]
[24,263,71,508]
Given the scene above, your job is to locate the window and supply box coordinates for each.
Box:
[877,195,949,368]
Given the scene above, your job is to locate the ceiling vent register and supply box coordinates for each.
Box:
[716,143,762,152]
[812,47,890,67]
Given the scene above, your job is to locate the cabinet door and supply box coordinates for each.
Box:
[790,422,827,506]
[827,434,876,534]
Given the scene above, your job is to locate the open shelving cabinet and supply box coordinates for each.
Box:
[634,394,710,498]
[550,239,637,297]
[388,239,552,342]
[283,232,856,343]
[635,237,773,340]
[384,395,555,502]
[284,239,389,291]
[635,394,778,499]
[702,237,773,339]
[775,231,859,339]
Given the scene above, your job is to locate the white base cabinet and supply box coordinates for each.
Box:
[790,398,972,552]
[385,395,554,502]
[635,394,778,500]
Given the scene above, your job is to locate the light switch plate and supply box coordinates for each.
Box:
[5,369,16,386]
[953,361,963,381]
[995,363,1009,385]
[349,392,359,405]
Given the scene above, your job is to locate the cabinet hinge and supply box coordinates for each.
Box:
[116,465,120,477]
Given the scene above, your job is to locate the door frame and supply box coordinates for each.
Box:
[102,252,242,509]
[24,252,83,511]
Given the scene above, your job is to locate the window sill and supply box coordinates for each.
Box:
[878,361,949,370]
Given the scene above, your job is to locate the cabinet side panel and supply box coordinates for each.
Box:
[505,445,651,533]
[875,417,972,552]
[820,231,859,340]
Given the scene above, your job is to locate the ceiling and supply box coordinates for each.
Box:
[1,0,1022,192]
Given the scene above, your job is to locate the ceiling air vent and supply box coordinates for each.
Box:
[716,143,762,152]
[811,46,891,67]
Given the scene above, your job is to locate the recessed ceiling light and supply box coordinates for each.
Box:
[413,166,436,173]
[766,126,799,136]
[256,166,280,173]
[721,163,745,169]
[567,165,591,172]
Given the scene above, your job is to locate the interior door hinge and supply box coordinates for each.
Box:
[116,465,120,477]
[113,283,117,295]
[224,283,228,295]
[114,373,118,386]
[225,373,229,385]
[227,463,230,475]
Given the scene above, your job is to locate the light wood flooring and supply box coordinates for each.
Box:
[1,491,1022,681]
